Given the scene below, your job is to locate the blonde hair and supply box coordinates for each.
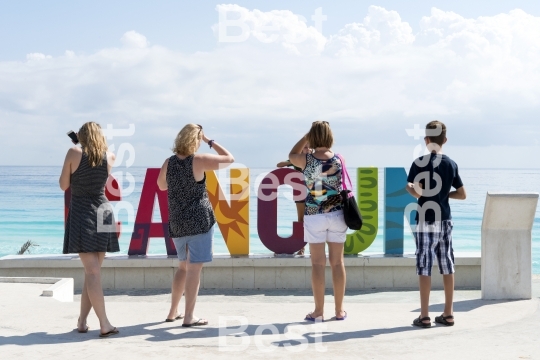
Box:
[78,122,108,168]
[173,124,203,156]
[306,121,333,149]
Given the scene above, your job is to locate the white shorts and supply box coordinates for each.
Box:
[304,210,347,244]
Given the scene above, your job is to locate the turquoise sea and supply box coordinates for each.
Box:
[0,167,539,273]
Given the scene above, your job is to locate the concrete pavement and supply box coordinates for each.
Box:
[1,277,539,359]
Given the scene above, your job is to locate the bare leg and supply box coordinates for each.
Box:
[78,252,105,331]
[296,202,305,223]
[419,275,431,324]
[328,242,346,318]
[295,203,306,255]
[442,274,455,323]
[79,252,115,334]
[167,261,187,320]
[309,243,326,318]
[182,261,205,324]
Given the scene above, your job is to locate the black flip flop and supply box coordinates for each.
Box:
[165,314,184,323]
[413,316,431,328]
[182,319,208,327]
[77,326,89,333]
[99,327,119,338]
[435,314,455,326]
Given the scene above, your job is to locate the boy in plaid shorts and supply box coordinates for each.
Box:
[406,121,467,328]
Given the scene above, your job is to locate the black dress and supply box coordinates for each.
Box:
[63,152,120,254]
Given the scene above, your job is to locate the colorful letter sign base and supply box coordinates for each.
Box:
[344,168,378,255]
[65,167,419,256]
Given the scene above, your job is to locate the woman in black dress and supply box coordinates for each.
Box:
[60,122,119,337]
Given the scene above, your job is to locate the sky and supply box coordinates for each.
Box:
[1,0,540,168]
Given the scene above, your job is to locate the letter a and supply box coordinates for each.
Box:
[128,168,176,255]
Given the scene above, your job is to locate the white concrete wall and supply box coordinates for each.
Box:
[0,253,481,291]
[481,192,539,300]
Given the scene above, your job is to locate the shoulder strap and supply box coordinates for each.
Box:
[336,154,353,191]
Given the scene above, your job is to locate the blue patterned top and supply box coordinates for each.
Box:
[303,153,343,215]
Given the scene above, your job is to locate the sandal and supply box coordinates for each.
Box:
[77,326,89,333]
[165,314,184,322]
[435,314,454,326]
[182,318,208,327]
[336,311,347,321]
[77,318,89,333]
[99,327,119,338]
[305,313,324,322]
[413,316,431,328]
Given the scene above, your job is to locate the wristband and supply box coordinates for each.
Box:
[208,140,215,148]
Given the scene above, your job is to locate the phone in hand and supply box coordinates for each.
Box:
[67,130,79,144]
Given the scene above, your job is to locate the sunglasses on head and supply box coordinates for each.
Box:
[312,121,329,125]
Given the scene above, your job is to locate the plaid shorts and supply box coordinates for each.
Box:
[413,220,455,276]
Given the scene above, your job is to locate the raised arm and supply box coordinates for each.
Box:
[196,134,235,171]
[288,135,308,170]
[59,147,81,191]
[157,158,169,191]
[276,160,292,168]
[106,151,116,174]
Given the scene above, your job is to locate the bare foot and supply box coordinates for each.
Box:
[166,310,184,321]
[305,311,324,321]
[77,318,89,333]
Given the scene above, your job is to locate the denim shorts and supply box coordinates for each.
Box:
[304,210,347,244]
[172,227,214,264]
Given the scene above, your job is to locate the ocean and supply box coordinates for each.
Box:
[0,166,539,273]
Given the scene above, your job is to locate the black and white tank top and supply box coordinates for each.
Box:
[166,155,216,238]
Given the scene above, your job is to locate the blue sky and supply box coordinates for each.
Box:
[1,1,539,168]
[2,0,540,59]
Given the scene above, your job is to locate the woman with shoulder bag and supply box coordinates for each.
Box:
[289,121,348,322]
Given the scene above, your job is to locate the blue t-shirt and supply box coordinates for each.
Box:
[407,153,464,223]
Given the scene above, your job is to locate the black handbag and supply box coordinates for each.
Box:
[337,154,363,230]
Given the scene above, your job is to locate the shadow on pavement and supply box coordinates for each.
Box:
[0,319,424,347]
[410,298,525,313]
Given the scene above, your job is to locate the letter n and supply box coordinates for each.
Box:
[206,168,250,255]
[128,168,176,255]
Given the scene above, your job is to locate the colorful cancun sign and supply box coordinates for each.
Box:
[64,167,417,256]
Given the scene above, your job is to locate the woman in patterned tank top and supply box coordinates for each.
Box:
[59,122,120,337]
[157,124,234,327]
[289,121,348,322]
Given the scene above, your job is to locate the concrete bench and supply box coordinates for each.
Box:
[481,192,539,300]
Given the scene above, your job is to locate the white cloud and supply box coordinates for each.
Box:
[325,6,414,56]
[121,30,149,48]
[212,4,326,55]
[0,6,539,168]
[26,53,52,61]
